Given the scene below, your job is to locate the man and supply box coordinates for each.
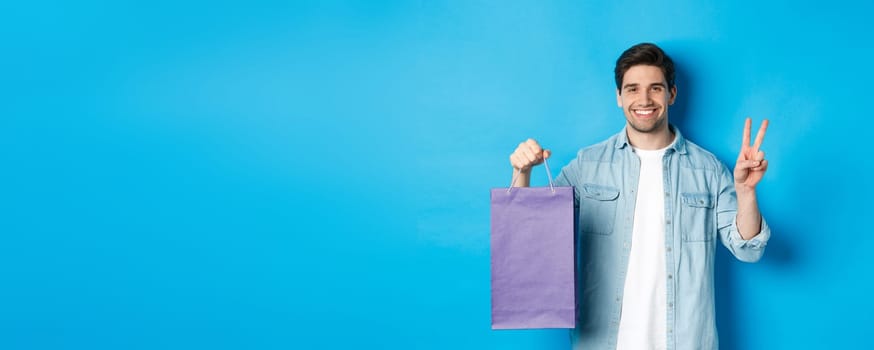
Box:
[508,43,770,350]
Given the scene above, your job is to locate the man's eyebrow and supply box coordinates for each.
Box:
[622,82,668,90]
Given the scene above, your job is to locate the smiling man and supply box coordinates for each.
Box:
[508,43,771,350]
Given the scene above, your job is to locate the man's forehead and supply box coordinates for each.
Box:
[622,66,667,86]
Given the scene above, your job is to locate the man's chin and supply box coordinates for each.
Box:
[628,119,666,134]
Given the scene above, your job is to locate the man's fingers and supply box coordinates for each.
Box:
[754,150,765,161]
[736,159,762,170]
[752,119,769,152]
[737,158,769,172]
[521,147,539,163]
[742,117,752,148]
[520,140,539,157]
[750,161,769,173]
[509,154,524,169]
[525,139,543,154]
[511,139,549,170]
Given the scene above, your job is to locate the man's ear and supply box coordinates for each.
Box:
[669,85,677,105]
[616,89,622,108]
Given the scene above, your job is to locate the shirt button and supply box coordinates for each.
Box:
[668,274,673,280]
[669,302,674,307]
[667,247,672,252]
[665,192,670,197]
[666,220,671,225]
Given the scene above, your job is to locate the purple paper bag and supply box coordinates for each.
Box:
[490,165,575,329]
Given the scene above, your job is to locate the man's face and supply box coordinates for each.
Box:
[616,65,676,134]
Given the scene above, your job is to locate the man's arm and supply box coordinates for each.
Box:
[736,188,763,240]
[733,118,770,239]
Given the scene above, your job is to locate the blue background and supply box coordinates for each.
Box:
[2,0,871,349]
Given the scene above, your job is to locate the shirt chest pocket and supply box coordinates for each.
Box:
[579,184,620,236]
[680,192,715,242]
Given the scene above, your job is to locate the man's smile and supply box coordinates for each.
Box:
[632,107,658,118]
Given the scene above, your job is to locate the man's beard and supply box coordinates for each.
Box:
[627,113,667,134]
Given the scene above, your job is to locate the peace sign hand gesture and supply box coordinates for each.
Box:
[735,118,770,191]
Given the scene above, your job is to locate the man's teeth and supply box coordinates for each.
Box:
[635,109,654,115]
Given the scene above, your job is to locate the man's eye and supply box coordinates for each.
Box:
[627,88,637,93]
[652,86,663,92]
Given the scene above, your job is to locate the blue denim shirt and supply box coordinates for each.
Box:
[553,126,770,350]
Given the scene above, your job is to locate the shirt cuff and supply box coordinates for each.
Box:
[730,217,771,250]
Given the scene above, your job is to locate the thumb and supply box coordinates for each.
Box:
[543,149,552,159]
[736,159,762,171]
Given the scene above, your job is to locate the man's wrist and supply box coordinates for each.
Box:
[735,183,757,197]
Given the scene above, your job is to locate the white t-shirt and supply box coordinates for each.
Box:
[616,146,668,350]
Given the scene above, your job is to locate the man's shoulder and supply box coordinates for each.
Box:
[574,132,623,161]
[681,139,728,172]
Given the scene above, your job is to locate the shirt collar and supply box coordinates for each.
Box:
[614,124,688,155]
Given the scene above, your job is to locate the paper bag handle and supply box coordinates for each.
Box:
[507,158,555,193]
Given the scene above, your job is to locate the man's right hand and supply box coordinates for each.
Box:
[509,139,551,172]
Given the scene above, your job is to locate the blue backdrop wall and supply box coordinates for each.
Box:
[3,1,872,349]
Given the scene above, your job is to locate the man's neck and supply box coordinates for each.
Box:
[626,124,675,150]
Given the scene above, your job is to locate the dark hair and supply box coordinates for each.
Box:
[614,43,675,93]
